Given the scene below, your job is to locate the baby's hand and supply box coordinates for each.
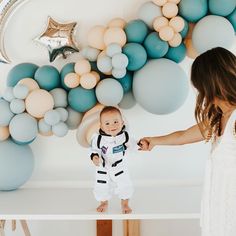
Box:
[92,155,100,166]
[137,139,150,151]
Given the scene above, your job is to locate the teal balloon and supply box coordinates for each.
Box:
[144,32,169,58]
[227,8,236,32]
[124,19,149,43]
[180,18,189,38]
[35,65,60,91]
[0,139,34,191]
[123,43,147,71]
[165,43,187,63]
[7,63,38,87]
[60,63,75,90]
[209,0,235,16]
[133,59,189,115]
[68,87,97,112]
[179,0,208,23]
[115,71,133,93]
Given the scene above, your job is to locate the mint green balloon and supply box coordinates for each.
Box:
[209,0,235,16]
[227,8,236,32]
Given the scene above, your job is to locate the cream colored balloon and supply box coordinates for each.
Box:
[168,0,181,4]
[153,16,169,32]
[39,130,53,137]
[91,71,100,83]
[159,26,175,41]
[86,121,100,144]
[18,78,39,92]
[185,38,199,59]
[87,25,106,50]
[162,2,178,18]
[152,0,167,6]
[64,73,80,88]
[169,16,185,32]
[0,126,10,141]
[25,89,54,118]
[104,27,127,47]
[82,103,104,122]
[108,18,127,29]
[80,72,97,89]
[168,32,182,47]
[74,59,91,76]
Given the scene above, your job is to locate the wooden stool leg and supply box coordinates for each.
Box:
[20,220,31,236]
[0,220,5,236]
[123,220,140,236]
[97,220,112,236]
[12,220,16,231]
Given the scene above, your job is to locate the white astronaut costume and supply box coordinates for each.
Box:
[90,126,137,201]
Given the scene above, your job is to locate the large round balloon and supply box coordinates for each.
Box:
[165,43,187,63]
[192,15,235,54]
[7,63,38,87]
[209,0,235,17]
[0,139,34,191]
[133,59,189,114]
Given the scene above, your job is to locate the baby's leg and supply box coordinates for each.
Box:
[121,199,132,214]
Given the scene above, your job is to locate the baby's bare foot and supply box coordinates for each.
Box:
[121,199,132,214]
[97,201,108,212]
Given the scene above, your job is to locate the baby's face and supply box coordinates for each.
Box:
[100,111,124,136]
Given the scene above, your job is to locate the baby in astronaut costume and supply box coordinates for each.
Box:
[90,106,140,214]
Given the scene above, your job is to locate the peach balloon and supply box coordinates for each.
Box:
[39,130,53,137]
[153,16,169,32]
[168,0,180,4]
[80,72,97,89]
[108,18,127,29]
[152,0,167,6]
[91,71,100,83]
[168,32,182,47]
[162,2,178,18]
[0,126,10,141]
[159,26,175,41]
[186,23,195,39]
[25,89,54,118]
[104,27,127,47]
[169,16,185,32]
[87,25,106,50]
[185,38,199,59]
[74,59,91,76]
[86,121,100,144]
[18,78,39,92]
[64,73,80,88]
[82,103,104,122]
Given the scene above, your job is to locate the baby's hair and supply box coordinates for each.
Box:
[100,106,122,118]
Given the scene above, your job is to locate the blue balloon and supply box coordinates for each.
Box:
[115,71,133,93]
[123,43,147,71]
[209,0,235,16]
[7,63,38,87]
[180,18,189,38]
[165,43,187,63]
[0,98,14,126]
[227,8,236,32]
[0,139,34,191]
[179,0,208,23]
[144,32,169,59]
[124,19,149,43]
[68,87,97,112]
[60,63,75,90]
[35,65,60,91]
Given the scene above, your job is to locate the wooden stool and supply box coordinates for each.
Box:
[0,220,31,236]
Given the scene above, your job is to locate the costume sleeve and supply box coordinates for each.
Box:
[89,133,101,160]
[124,131,140,152]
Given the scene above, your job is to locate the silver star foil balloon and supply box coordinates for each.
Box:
[34,16,79,62]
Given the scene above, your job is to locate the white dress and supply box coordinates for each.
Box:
[201,110,236,236]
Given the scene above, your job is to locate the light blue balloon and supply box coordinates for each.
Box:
[50,88,68,108]
[81,46,100,61]
[55,107,69,122]
[10,99,25,114]
[124,19,148,43]
[35,65,60,91]
[209,0,235,16]
[112,53,129,69]
[97,55,112,73]
[38,119,51,133]
[138,1,162,28]
[133,59,189,114]
[66,107,83,130]
[165,43,187,63]
[119,91,136,109]
[60,63,75,90]
[0,99,14,126]
[68,87,97,112]
[9,113,38,144]
[227,8,236,32]
[112,68,127,79]
[0,139,34,191]
[7,63,38,87]
[192,15,235,54]
[3,87,15,102]
[106,43,122,57]
[123,43,147,71]
[44,110,60,126]
[180,18,189,38]
[179,0,208,23]
[13,84,29,99]
[115,71,133,93]
[52,122,68,137]
[144,32,169,58]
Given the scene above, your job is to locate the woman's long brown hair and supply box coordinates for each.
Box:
[191,47,236,141]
